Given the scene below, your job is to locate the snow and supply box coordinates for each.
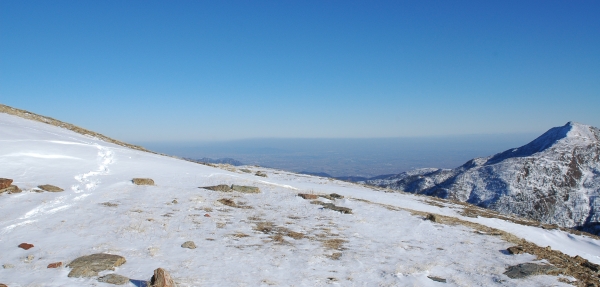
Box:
[0,113,595,286]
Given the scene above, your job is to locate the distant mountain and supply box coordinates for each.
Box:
[299,171,396,183]
[194,157,244,166]
[365,122,600,234]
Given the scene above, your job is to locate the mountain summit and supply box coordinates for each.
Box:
[366,122,600,234]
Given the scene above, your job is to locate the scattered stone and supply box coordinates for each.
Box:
[171,199,178,204]
[0,178,13,189]
[255,171,267,177]
[231,185,260,193]
[321,203,353,214]
[132,178,154,185]
[38,184,64,192]
[2,264,14,269]
[218,198,237,208]
[426,213,442,223]
[201,185,232,192]
[298,193,319,200]
[427,276,447,283]
[204,214,211,217]
[47,262,62,268]
[503,263,558,279]
[181,241,196,249]
[507,246,525,255]
[98,274,130,285]
[150,268,176,287]
[18,243,34,250]
[67,253,126,278]
[0,185,21,194]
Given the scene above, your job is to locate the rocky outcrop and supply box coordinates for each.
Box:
[367,122,600,234]
[38,185,64,192]
[132,178,154,185]
[67,253,126,278]
[150,268,175,287]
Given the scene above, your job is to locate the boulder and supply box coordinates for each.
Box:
[298,193,319,200]
[98,274,130,285]
[507,246,525,255]
[38,184,64,192]
[0,283,7,287]
[47,262,62,268]
[503,263,558,279]
[150,268,175,287]
[181,241,196,249]
[231,185,260,193]
[2,185,22,194]
[67,253,126,278]
[201,185,232,192]
[132,178,154,185]
[0,178,13,189]
[18,243,34,250]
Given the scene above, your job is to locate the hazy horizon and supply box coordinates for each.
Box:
[138,132,539,177]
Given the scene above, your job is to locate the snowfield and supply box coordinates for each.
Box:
[0,112,599,286]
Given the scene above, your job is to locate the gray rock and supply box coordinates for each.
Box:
[426,213,442,223]
[231,185,260,193]
[98,274,130,285]
[132,178,154,185]
[428,276,447,283]
[503,263,558,279]
[37,184,63,192]
[507,246,525,255]
[181,241,196,249]
[67,253,126,278]
[255,171,268,177]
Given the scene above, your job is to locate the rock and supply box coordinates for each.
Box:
[426,213,442,223]
[150,268,176,287]
[240,169,251,173]
[18,243,34,250]
[298,193,319,200]
[24,255,34,263]
[2,264,14,269]
[37,184,64,192]
[507,246,525,255]
[503,263,559,279]
[171,199,178,204]
[321,203,353,214]
[47,262,62,268]
[0,284,7,287]
[582,260,600,272]
[67,253,126,278]
[204,214,210,217]
[181,241,196,249]
[0,185,21,194]
[201,185,232,192]
[255,171,267,177]
[132,178,154,185]
[427,276,447,283]
[231,185,260,193]
[0,178,13,189]
[98,274,130,285]
[218,198,237,207]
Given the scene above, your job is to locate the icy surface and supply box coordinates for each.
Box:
[0,113,596,286]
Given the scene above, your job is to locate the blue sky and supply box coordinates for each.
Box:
[1,1,599,142]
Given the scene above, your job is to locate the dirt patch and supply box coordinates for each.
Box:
[252,221,305,242]
[323,239,346,250]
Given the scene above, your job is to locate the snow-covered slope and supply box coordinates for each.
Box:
[366,122,600,234]
[1,113,600,286]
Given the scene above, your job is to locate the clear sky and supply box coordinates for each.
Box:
[1,1,599,142]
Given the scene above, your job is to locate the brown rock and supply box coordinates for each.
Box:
[132,178,154,185]
[204,214,211,217]
[0,178,13,189]
[426,213,441,223]
[0,283,8,287]
[0,185,21,194]
[231,185,260,193]
[507,246,525,255]
[67,253,126,278]
[18,243,34,250]
[201,184,232,192]
[181,241,196,249]
[47,262,62,268]
[298,193,319,200]
[38,184,64,192]
[150,268,175,287]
